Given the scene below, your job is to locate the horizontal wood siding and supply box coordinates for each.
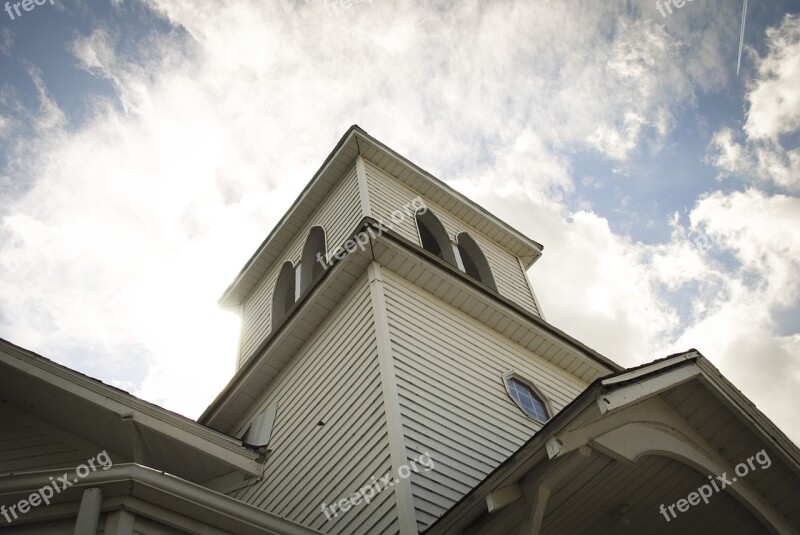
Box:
[0,403,99,475]
[0,519,75,534]
[363,162,421,245]
[239,165,363,367]
[364,161,540,317]
[230,278,398,535]
[381,271,586,531]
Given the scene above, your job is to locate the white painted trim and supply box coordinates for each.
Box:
[294,264,302,301]
[114,498,234,535]
[518,257,545,321]
[368,262,419,535]
[104,510,135,535]
[695,357,800,473]
[74,488,103,535]
[356,154,372,218]
[0,464,321,535]
[519,447,592,534]
[601,352,698,386]
[244,403,277,447]
[597,364,701,414]
[452,243,465,272]
[235,303,245,370]
[486,484,522,513]
[502,370,555,424]
[545,437,563,460]
[203,470,259,494]
[521,485,549,535]
[583,414,797,534]
[412,209,424,248]
[122,417,149,465]
[0,341,262,476]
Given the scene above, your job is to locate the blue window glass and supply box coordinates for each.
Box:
[508,378,549,421]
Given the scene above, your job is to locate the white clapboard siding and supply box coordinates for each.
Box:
[364,161,540,317]
[229,278,399,535]
[238,164,363,367]
[0,403,99,475]
[380,271,587,531]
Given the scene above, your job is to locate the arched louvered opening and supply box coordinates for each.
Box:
[457,232,498,291]
[300,226,327,294]
[415,209,457,266]
[272,261,296,330]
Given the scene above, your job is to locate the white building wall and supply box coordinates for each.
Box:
[380,270,587,531]
[229,276,400,535]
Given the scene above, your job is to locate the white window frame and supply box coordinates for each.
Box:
[502,370,553,423]
[294,264,302,301]
[452,243,465,271]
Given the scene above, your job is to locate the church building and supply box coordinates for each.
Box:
[1,125,798,534]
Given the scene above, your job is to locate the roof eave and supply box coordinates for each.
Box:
[424,352,800,534]
[0,338,262,477]
[0,464,321,535]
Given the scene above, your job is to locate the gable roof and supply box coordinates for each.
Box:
[219,125,544,308]
[425,350,800,534]
[0,338,262,483]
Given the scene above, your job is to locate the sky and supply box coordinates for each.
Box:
[1,0,799,445]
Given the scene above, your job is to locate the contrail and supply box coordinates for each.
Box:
[737,0,748,75]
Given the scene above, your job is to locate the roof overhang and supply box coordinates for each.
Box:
[0,339,262,483]
[0,463,321,535]
[425,350,800,534]
[219,125,544,308]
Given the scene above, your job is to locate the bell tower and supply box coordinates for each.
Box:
[199,126,620,535]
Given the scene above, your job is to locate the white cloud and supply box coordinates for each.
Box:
[0,28,12,56]
[71,29,118,78]
[25,64,66,132]
[533,210,681,362]
[710,14,800,191]
[658,190,800,441]
[507,187,799,442]
[746,15,800,140]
